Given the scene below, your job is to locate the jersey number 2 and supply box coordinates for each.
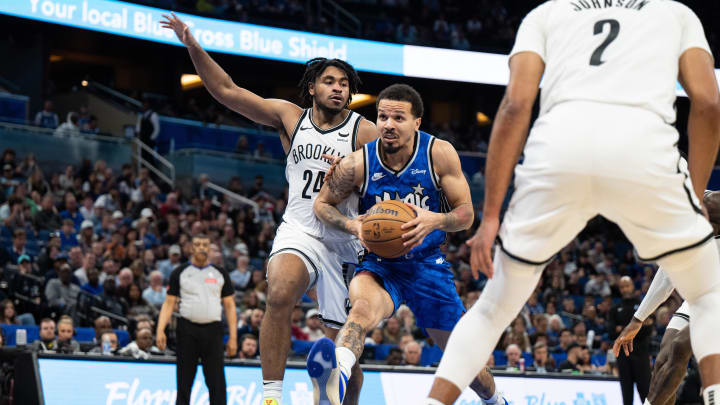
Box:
[590,19,620,66]
[302,170,326,199]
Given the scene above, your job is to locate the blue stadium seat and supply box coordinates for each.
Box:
[591,353,607,367]
[291,339,314,355]
[2,324,39,346]
[75,327,96,343]
[374,344,394,361]
[522,352,533,365]
[493,350,507,366]
[38,230,51,242]
[420,344,443,366]
[551,352,568,365]
[116,329,130,347]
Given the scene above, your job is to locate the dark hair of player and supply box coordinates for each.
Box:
[376,83,424,118]
[298,58,362,108]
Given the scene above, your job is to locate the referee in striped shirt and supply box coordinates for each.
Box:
[156,234,237,405]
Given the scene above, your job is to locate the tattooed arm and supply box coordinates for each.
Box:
[313,150,365,236]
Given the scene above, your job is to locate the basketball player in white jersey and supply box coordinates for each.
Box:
[161,13,378,405]
[422,1,720,405]
[612,191,720,405]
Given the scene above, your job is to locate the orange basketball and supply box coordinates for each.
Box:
[361,200,417,258]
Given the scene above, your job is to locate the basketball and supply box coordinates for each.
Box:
[361,200,417,258]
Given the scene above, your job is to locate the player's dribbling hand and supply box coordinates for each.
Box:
[348,214,369,250]
[612,317,642,358]
[160,12,193,46]
[226,338,238,358]
[156,330,167,351]
[466,217,499,279]
[400,203,438,251]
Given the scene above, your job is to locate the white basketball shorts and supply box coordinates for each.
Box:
[269,221,363,328]
[668,301,690,331]
[498,101,713,265]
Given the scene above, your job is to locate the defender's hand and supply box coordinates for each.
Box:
[401,203,440,251]
[322,154,343,179]
[467,217,500,279]
[613,318,643,357]
[160,12,194,46]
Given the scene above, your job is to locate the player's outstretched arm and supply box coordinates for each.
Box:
[313,150,364,236]
[679,48,720,203]
[160,13,301,129]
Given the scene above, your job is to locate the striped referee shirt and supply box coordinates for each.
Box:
[168,263,233,324]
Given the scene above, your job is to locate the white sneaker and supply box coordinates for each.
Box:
[306,337,348,405]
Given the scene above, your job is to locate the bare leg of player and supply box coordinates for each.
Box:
[655,242,720,404]
[646,327,692,405]
[427,328,504,404]
[323,327,363,405]
[261,254,311,403]
[424,249,545,405]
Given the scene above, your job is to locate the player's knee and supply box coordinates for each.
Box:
[266,282,302,311]
[347,298,381,328]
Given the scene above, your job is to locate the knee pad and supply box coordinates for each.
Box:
[688,290,720,361]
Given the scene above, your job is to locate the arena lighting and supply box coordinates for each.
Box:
[81,80,88,87]
[349,94,376,109]
[1,0,717,96]
[180,73,203,90]
[49,54,63,62]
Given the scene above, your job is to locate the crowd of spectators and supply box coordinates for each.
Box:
[33,100,101,136]
[0,143,680,375]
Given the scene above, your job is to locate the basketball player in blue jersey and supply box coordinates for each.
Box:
[161,13,379,405]
[309,84,507,405]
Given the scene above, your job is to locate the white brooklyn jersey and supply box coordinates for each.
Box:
[283,108,362,240]
[511,0,712,124]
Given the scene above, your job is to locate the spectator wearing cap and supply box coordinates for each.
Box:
[81,266,104,296]
[229,245,252,290]
[78,220,96,252]
[59,218,79,251]
[34,194,61,231]
[34,100,60,129]
[143,270,166,307]
[59,192,83,230]
[45,263,80,312]
[301,309,325,341]
[557,342,583,372]
[158,244,183,282]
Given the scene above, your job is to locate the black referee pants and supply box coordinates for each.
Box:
[617,350,651,405]
[176,318,226,405]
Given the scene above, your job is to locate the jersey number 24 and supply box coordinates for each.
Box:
[302,170,326,199]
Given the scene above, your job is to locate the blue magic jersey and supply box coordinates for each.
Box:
[359,131,450,255]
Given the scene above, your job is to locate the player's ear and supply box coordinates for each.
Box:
[414,117,421,131]
[308,81,315,97]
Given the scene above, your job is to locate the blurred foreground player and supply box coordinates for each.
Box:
[156,234,237,405]
[424,1,720,405]
[161,12,378,405]
[613,191,720,405]
[310,84,506,405]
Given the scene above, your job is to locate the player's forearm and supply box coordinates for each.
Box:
[687,101,720,202]
[186,41,237,105]
[438,202,474,232]
[314,200,354,234]
[483,96,532,219]
[634,269,675,322]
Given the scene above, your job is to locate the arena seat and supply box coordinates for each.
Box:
[420,344,443,366]
[551,352,568,365]
[74,327,96,343]
[291,339,314,355]
[373,344,394,361]
[493,350,507,366]
[1,324,39,345]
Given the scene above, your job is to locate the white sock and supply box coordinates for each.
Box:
[704,384,720,405]
[644,399,652,405]
[263,380,283,401]
[483,391,500,404]
[423,399,444,405]
[336,346,356,378]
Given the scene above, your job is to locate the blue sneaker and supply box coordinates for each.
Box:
[307,337,348,405]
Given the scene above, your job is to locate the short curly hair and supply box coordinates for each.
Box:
[298,58,362,108]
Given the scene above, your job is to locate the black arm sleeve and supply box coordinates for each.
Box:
[220,268,233,298]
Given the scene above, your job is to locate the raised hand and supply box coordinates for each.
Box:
[160,12,194,47]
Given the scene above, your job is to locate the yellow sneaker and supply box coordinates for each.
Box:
[263,399,280,405]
